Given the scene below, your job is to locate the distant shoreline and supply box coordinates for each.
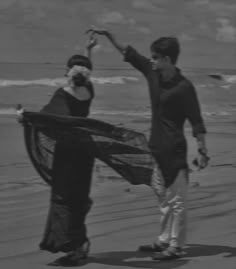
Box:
[0,61,235,73]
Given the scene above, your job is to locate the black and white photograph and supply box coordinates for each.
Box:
[0,0,235,268]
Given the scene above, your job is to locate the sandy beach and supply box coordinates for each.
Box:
[0,115,235,269]
[0,1,236,268]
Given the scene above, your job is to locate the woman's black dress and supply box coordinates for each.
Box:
[39,86,95,253]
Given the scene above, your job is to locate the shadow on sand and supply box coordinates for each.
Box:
[51,243,236,268]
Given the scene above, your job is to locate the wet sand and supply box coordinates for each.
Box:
[0,116,236,268]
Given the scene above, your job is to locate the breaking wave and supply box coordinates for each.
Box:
[0,107,234,119]
[208,74,236,84]
[0,76,139,87]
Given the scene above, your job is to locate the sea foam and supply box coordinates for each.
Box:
[0,76,139,87]
[208,74,236,84]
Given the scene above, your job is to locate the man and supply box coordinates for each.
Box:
[87,27,209,260]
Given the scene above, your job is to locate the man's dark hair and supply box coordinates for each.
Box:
[150,37,180,64]
[67,54,93,70]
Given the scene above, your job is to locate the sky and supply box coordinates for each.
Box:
[0,0,235,69]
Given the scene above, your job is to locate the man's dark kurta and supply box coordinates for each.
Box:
[124,46,206,187]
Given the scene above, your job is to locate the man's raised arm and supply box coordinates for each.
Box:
[86,27,150,74]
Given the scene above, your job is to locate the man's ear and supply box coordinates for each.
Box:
[165,56,171,64]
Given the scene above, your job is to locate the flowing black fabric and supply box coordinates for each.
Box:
[22,111,154,186]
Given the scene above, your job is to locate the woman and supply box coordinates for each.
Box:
[39,36,97,266]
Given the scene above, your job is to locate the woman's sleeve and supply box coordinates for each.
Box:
[182,84,206,137]
[123,46,150,75]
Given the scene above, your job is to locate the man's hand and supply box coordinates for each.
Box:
[86,26,109,36]
[86,26,126,55]
[192,149,210,170]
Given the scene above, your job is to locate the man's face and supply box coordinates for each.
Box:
[150,51,170,71]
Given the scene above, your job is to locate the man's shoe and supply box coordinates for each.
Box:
[138,242,169,252]
[152,246,184,260]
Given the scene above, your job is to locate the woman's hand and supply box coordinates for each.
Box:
[16,104,24,124]
[86,26,126,55]
[86,33,98,50]
[86,26,109,37]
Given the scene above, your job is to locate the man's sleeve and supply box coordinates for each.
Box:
[182,83,206,137]
[123,45,150,75]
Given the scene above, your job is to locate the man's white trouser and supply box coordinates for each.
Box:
[150,164,188,248]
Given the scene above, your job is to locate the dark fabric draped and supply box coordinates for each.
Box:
[22,111,154,186]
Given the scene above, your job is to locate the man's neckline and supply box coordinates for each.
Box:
[159,68,182,88]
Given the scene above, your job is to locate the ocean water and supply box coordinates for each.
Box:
[0,62,235,133]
